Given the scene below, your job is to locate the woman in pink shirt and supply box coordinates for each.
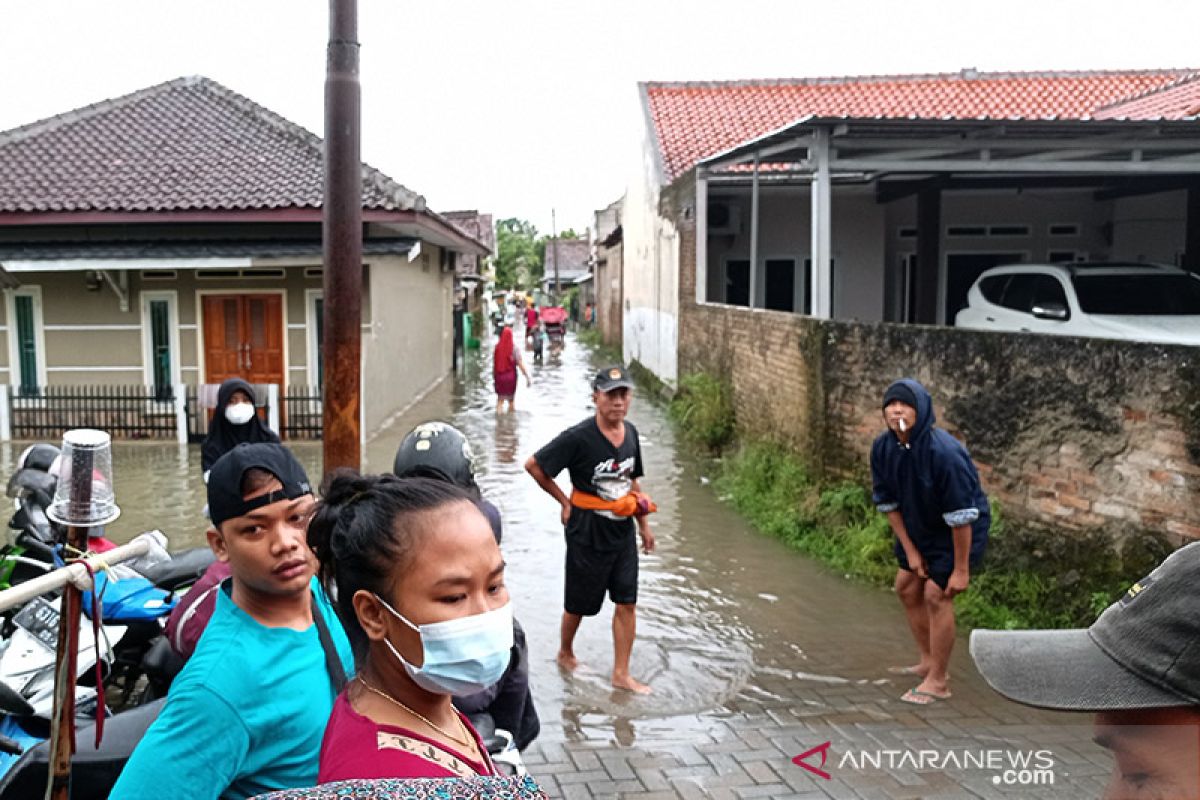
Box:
[307,472,514,781]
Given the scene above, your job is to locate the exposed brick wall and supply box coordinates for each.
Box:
[679,304,1200,544]
[671,178,1200,544]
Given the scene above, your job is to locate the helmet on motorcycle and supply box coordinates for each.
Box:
[392,421,478,491]
[16,443,60,473]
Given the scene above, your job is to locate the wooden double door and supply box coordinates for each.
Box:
[202,294,285,387]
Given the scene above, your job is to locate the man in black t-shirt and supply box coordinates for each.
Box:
[526,365,656,694]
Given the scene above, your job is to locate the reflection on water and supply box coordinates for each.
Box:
[1,329,1030,753]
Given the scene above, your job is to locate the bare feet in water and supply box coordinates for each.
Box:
[556,650,579,672]
[612,673,652,694]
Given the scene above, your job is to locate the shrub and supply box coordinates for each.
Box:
[669,373,735,451]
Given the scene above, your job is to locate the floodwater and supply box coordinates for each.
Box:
[0,330,1105,793]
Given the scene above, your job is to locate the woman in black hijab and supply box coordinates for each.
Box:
[200,378,281,479]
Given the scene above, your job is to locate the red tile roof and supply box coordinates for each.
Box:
[0,76,423,214]
[1095,73,1200,120]
[642,69,1195,183]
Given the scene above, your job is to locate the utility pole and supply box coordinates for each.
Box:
[322,0,362,471]
[552,208,560,300]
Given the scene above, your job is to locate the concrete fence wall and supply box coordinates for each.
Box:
[674,214,1200,546]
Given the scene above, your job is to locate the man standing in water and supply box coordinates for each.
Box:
[526,365,656,694]
[871,378,989,705]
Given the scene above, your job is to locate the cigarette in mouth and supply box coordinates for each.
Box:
[898,419,907,433]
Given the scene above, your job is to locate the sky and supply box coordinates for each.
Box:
[2,0,1199,236]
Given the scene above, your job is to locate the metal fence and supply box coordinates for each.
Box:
[8,385,180,440]
[282,385,323,440]
[3,384,322,442]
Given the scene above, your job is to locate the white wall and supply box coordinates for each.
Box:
[1110,190,1186,264]
[704,185,886,321]
[884,188,1124,322]
[622,122,679,386]
[361,249,453,436]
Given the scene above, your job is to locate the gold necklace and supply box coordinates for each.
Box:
[356,676,473,750]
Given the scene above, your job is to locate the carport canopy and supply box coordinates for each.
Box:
[696,117,1200,322]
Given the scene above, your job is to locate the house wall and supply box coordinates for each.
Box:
[595,244,624,348]
[703,185,887,322]
[622,129,679,385]
[1110,190,1186,264]
[0,265,326,387]
[361,247,454,436]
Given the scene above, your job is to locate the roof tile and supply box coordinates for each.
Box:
[0,76,424,214]
[643,69,1195,183]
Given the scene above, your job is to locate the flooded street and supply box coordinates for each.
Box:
[2,331,1111,798]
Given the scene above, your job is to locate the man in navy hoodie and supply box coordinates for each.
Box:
[871,378,989,705]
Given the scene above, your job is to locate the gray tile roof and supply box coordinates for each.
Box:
[0,76,425,214]
[0,238,416,263]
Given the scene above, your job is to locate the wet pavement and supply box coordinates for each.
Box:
[1,330,1114,798]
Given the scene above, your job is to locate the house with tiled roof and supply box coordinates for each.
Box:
[623,68,1200,385]
[0,76,489,439]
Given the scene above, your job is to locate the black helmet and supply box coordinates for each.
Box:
[392,422,477,490]
[17,443,60,473]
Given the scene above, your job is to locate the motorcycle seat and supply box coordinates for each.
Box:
[138,547,216,591]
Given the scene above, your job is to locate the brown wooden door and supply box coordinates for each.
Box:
[202,294,285,388]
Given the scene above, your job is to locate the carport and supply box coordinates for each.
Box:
[696,117,1200,323]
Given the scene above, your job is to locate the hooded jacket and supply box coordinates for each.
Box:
[870,378,989,570]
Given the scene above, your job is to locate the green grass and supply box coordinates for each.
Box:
[668,373,735,451]
[575,327,620,364]
[715,440,1136,630]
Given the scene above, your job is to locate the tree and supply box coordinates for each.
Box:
[495,218,543,289]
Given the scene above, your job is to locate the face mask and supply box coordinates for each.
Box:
[374,595,513,696]
[225,402,256,426]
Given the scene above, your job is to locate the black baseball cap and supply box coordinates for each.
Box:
[207,443,313,528]
[593,365,634,393]
[970,541,1200,712]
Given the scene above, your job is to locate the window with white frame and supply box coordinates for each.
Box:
[140,291,181,400]
[6,287,45,397]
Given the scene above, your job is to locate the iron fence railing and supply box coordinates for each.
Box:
[5,384,323,442]
[8,385,178,440]
[282,385,322,440]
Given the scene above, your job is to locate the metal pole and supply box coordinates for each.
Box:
[749,153,760,308]
[322,0,363,471]
[48,449,92,800]
[552,209,560,301]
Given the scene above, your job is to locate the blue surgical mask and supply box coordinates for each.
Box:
[374,595,513,696]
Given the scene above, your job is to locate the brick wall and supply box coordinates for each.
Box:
[671,179,1200,544]
[679,302,1200,543]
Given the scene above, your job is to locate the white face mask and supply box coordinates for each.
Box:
[224,402,256,426]
[374,595,513,696]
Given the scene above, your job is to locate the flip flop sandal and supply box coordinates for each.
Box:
[900,688,952,705]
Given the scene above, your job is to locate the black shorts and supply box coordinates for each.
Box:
[564,536,639,616]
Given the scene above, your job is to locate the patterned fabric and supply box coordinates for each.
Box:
[943,507,981,527]
[251,775,549,799]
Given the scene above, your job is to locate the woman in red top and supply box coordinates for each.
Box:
[308,472,514,781]
[492,326,530,414]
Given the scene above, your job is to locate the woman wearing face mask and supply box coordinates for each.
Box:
[200,377,280,481]
[308,470,512,780]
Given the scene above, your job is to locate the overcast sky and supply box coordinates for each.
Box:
[2,1,1198,235]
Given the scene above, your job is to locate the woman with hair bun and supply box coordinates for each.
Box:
[308,470,512,781]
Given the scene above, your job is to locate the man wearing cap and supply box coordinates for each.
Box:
[526,364,656,694]
[112,443,353,800]
[972,543,1200,800]
[871,378,989,705]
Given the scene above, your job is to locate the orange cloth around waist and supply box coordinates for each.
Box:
[570,489,657,517]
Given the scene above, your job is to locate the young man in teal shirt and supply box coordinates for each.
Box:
[112,444,353,800]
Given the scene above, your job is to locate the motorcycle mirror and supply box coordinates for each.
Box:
[0,680,34,718]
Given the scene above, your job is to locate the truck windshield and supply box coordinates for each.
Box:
[1072,273,1200,315]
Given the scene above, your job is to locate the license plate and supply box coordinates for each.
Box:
[13,596,60,651]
